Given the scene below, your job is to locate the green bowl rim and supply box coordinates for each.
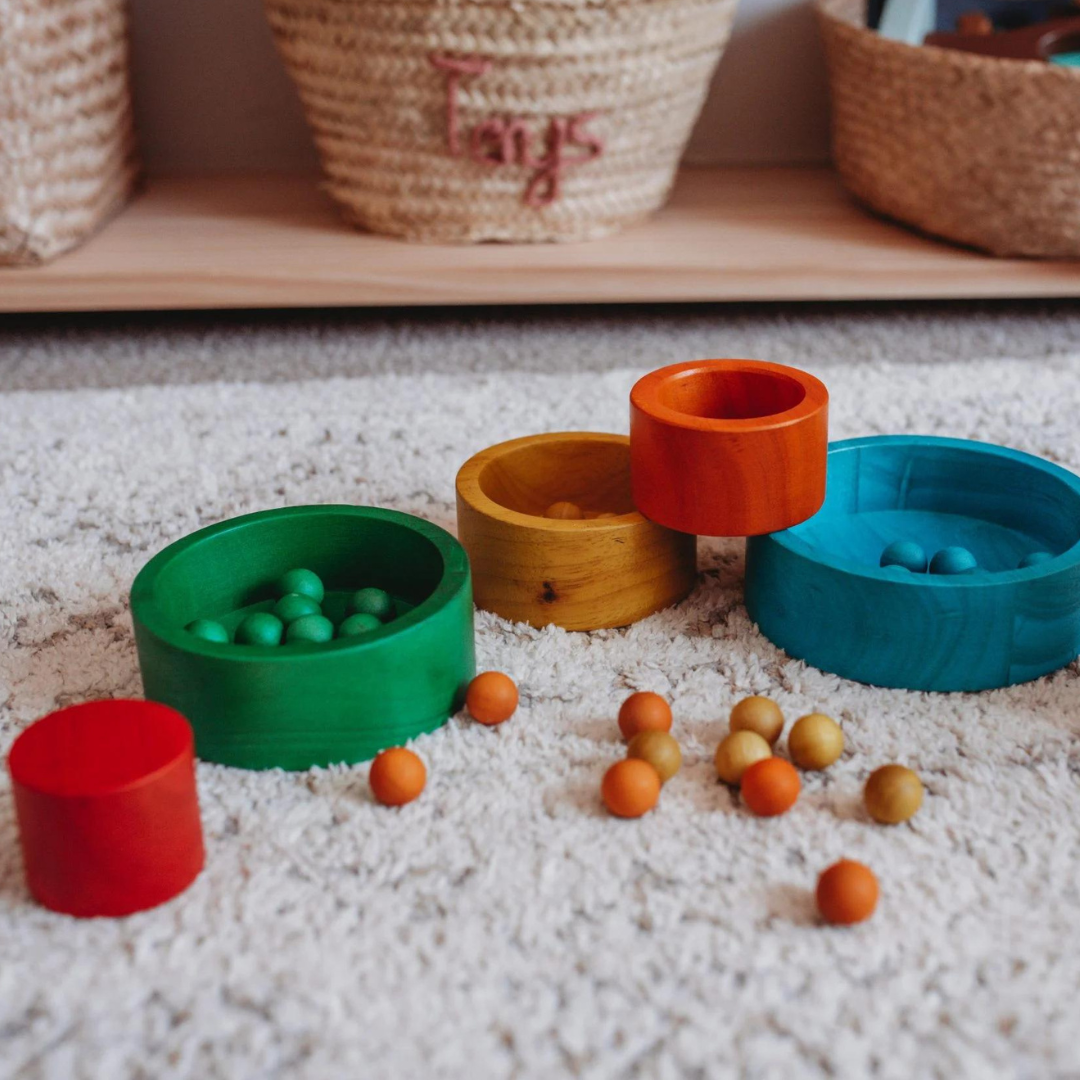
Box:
[130,504,471,662]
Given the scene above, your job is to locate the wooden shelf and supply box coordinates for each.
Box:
[3,168,1079,312]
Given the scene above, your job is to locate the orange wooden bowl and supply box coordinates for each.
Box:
[630,359,829,537]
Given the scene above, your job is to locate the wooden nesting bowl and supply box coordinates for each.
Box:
[630,359,829,536]
[131,505,475,770]
[456,432,697,630]
[745,436,1080,691]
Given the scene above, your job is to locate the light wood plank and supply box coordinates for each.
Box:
[2,168,1079,312]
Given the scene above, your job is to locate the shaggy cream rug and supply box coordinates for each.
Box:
[2,322,1080,1078]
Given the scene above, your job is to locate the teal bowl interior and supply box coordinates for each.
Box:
[131,505,475,769]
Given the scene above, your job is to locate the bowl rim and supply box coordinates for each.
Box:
[130,504,471,661]
[630,359,828,433]
[456,431,646,532]
[760,435,1080,586]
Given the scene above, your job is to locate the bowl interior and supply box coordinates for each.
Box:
[656,367,807,421]
[787,439,1080,574]
[146,511,447,636]
[478,438,636,518]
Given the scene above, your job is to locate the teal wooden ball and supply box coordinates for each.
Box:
[273,593,322,624]
[929,546,978,575]
[286,614,335,644]
[1019,551,1054,569]
[185,618,230,643]
[348,587,394,622]
[235,612,285,646]
[276,568,324,604]
[880,540,928,573]
[338,613,382,638]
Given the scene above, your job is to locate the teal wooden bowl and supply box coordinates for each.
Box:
[131,506,475,769]
[745,436,1080,691]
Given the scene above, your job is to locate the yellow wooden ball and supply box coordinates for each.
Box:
[864,764,924,824]
[730,695,785,745]
[715,730,772,785]
[627,730,682,783]
[788,713,844,770]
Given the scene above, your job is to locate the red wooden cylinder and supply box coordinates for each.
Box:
[630,359,829,537]
[8,700,204,917]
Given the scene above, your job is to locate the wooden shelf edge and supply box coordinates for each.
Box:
[2,167,1079,313]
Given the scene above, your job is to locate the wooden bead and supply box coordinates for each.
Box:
[730,695,784,745]
[285,614,335,644]
[714,730,771,785]
[788,712,844,770]
[337,612,382,638]
[185,618,229,644]
[929,546,978,575]
[740,757,800,816]
[369,747,426,806]
[630,359,829,536]
[864,764,924,824]
[627,730,682,783]
[816,859,878,925]
[276,567,324,604]
[545,501,583,520]
[601,759,661,818]
[273,593,322,625]
[456,433,697,631]
[618,691,672,740]
[466,671,519,725]
[879,540,927,573]
[348,587,394,622]
[235,612,284,646]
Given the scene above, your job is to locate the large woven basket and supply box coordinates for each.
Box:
[264,0,738,243]
[0,0,140,266]
[818,0,1080,258]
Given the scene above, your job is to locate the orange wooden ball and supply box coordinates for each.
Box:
[740,757,800,817]
[466,671,519,726]
[545,501,583,520]
[369,747,427,806]
[601,758,661,818]
[816,859,879,925]
[617,691,673,740]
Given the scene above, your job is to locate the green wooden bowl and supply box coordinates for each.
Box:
[131,505,474,770]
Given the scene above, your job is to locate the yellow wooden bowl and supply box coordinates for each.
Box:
[456,432,697,630]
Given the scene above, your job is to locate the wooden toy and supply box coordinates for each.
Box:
[1019,550,1054,568]
[740,757,801,816]
[465,671,519,725]
[617,691,673,740]
[131,505,475,770]
[816,860,879,925]
[369,747,426,806]
[235,611,285,646]
[186,618,230,643]
[276,567,324,603]
[7,700,204,917]
[627,730,682,783]
[338,612,382,637]
[730,695,785,745]
[630,360,829,537]
[929,546,978,575]
[545,501,584,520]
[274,593,322,624]
[601,759,661,818]
[349,587,395,622]
[456,433,696,631]
[864,764,924,824]
[745,436,1080,691]
[286,613,336,644]
[788,713,844,770]
[714,730,772,785]
[880,539,928,574]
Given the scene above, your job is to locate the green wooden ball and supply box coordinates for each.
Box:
[276,568,324,603]
[348,587,394,622]
[286,614,335,644]
[273,593,322,624]
[185,618,230,644]
[235,612,284,646]
[338,613,382,638]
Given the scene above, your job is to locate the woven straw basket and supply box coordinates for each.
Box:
[818,0,1080,258]
[0,0,139,266]
[264,0,738,243]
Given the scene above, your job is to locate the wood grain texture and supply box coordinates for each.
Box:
[745,435,1080,691]
[4,168,1080,312]
[131,505,475,770]
[630,359,829,537]
[456,433,697,631]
